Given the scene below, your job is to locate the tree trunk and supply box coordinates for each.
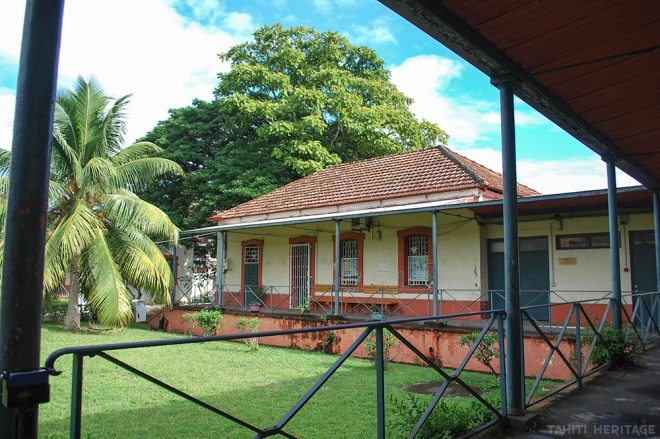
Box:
[64,255,81,330]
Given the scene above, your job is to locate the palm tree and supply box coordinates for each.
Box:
[0,77,184,329]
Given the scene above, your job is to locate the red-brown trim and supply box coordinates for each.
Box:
[289,236,316,287]
[332,232,365,288]
[241,239,264,289]
[397,227,434,291]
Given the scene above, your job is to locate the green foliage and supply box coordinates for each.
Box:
[364,329,399,369]
[297,295,312,316]
[581,326,642,369]
[320,331,336,353]
[459,332,500,376]
[0,77,183,328]
[140,24,448,233]
[388,392,501,439]
[43,299,68,321]
[182,307,224,336]
[235,317,261,351]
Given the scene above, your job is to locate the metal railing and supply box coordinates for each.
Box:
[215,285,623,323]
[521,291,660,408]
[44,309,507,439]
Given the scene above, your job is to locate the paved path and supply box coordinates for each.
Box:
[489,345,660,438]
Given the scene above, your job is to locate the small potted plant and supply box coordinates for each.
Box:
[248,286,266,312]
[369,303,386,321]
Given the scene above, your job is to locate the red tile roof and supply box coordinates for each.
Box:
[208,146,539,221]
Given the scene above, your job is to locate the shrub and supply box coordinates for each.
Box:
[582,326,642,369]
[388,392,501,439]
[364,329,399,369]
[235,317,260,351]
[182,307,224,336]
[459,332,499,376]
[43,299,68,321]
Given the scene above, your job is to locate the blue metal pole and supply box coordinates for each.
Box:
[171,244,177,306]
[0,1,65,436]
[653,191,660,324]
[605,156,622,330]
[375,327,385,439]
[491,76,524,416]
[334,220,341,316]
[432,211,439,317]
[217,231,225,307]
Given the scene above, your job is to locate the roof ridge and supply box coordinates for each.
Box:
[326,146,432,170]
[444,147,540,195]
[436,145,487,189]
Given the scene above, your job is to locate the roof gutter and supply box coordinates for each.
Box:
[180,185,647,236]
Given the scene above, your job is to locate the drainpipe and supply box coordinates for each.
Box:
[334,220,341,316]
[491,76,524,416]
[432,211,439,317]
[0,1,65,437]
[605,155,622,330]
[217,231,225,307]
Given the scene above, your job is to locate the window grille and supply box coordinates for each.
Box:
[341,240,359,285]
[244,246,259,264]
[407,235,428,286]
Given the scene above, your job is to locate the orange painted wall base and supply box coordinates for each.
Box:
[149,308,578,380]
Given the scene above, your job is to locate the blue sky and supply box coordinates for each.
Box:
[0,0,639,193]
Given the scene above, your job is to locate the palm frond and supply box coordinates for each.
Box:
[107,227,172,306]
[111,142,162,166]
[101,191,179,242]
[80,156,118,193]
[99,94,130,156]
[43,200,104,294]
[48,180,71,204]
[0,149,11,177]
[80,234,132,326]
[52,103,83,183]
[116,157,184,192]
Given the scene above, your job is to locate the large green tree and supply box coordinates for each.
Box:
[142,25,448,231]
[0,77,184,329]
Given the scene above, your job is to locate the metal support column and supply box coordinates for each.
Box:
[605,156,622,330]
[491,76,524,416]
[375,327,385,439]
[0,1,65,437]
[70,354,84,439]
[334,220,341,316]
[432,211,439,317]
[170,244,177,306]
[217,231,225,307]
[653,191,660,323]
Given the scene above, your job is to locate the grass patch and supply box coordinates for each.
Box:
[39,324,555,438]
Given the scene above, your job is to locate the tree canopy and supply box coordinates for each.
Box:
[142,24,448,230]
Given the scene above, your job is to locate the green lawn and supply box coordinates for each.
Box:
[39,324,551,438]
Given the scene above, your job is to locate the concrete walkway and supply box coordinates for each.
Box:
[490,345,660,438]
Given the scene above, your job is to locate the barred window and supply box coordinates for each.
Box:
[407,235,428,286]
[341,240,359,285]
[244,245,259,264]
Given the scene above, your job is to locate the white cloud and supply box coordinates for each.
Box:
[457,147,640,194]
[0,88,16,150]
[222,12,257,35]
[0,0,254,144]
[390,55,546,147]
[348,17,397,46]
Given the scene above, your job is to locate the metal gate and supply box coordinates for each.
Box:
[290,243,310,309]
